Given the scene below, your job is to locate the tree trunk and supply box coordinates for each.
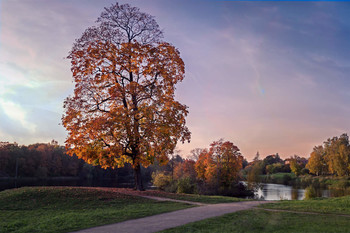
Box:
[133,163,144,191]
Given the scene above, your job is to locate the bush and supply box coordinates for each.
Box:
[177,176,196,194]
[152,171,172,191]
[331,179,350,189]
[304,186,317,199]
[164,181,178,193]
[229,182,254,197]
[282,174,292,185]
[301,168,309,175]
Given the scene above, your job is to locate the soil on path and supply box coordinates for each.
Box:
[73,191,274,233]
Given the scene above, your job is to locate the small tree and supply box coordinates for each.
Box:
[62,3,190,190]
[247,160,263,186]
[289,155,307,176]
[306,145,327,176]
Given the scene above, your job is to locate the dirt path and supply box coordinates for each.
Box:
[73,200,274,233]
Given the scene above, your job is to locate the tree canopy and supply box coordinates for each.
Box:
[62,3,190,190]
[307,134,350,176]
[195,139,243,191]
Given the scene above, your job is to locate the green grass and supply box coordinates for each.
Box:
[267,173,296,179]
[260,173,296,185]
[160,209,350,233]
[260,195,350,215]
[160,195,350,232]
[144,191,246,204]
[0,187,193,233]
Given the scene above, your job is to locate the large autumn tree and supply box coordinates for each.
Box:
[62,3,190,190]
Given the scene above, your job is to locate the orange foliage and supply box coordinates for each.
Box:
[62,3,190,190]
[195,140,243,187]
[194,149,211,181]
[174,159,196,180]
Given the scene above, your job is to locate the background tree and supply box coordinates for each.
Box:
[247,159,263,186]
[265,162,284,174]
[194,149,210,181]
[210,140,243,188]
[189,148,206,161]
[62,3,191,190]
[324,134,350,176]
[173,159,197,193]
[263,153,283,166]
[306,145,327,176]
[262,153,283,174]
[194,139,243,193]
[173,159,196,181]
[289,155,307,176]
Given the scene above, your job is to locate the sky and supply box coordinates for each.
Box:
[1,0,350,161]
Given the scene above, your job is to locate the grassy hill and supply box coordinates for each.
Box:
[0,187,192,233]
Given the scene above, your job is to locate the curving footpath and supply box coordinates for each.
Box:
[73,198,274,233]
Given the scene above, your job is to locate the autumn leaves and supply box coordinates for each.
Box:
[62,3,191,190]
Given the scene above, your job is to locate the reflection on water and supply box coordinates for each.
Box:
[255,183,305,200]
[254,183,349,200]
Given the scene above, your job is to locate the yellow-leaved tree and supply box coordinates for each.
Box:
[62,3,190,190]
[306,145,327,176]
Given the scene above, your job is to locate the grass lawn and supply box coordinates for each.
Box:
[260,195,350,215]
[160,209,350,233]
[259,172,296,185]
[161,196,350,233]
[0,187,192,233]
[142,191,246,204]
[263,172,296,179]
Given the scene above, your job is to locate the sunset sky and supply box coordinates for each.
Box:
[1,0,350,160]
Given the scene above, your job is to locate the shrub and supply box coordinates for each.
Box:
[177,176,196,194]
[164,181,178,193]
[282,174,292,185]
[331,179,350,189]
[152,171,172,191]
[304,186,317,199]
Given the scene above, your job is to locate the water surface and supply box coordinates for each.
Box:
[254,183,342,200]
[254,183,305,200]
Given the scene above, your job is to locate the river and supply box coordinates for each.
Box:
[254,183,305,200]
[253,183,347,200]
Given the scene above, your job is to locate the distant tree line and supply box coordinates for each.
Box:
[241,152,310,186]
[0,141,144,185]
[242,133,350,187]
[2,133,349,193]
